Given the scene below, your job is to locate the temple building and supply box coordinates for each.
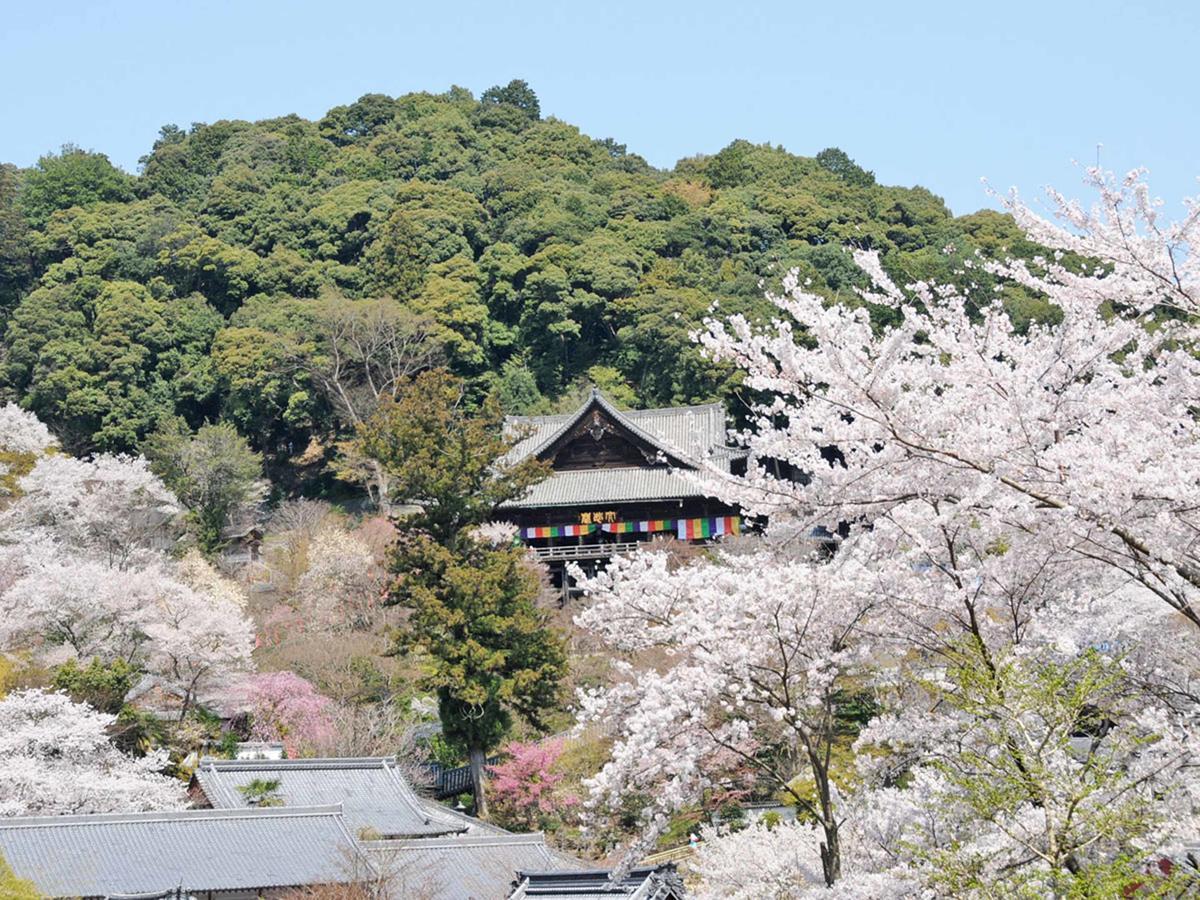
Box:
[502,390,745,594]
[0,805,373,899]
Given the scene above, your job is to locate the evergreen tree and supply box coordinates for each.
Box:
[340,369,547,542]
[388,531,566,817]
[361,369,562,816]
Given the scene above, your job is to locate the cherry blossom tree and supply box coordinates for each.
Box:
[698,167,1200,631]
[0,404,56,457]
[296,525,386,630]
[141,564,256,717]
[0,535,53,601]
[576,542,881,884]
[236,671,335,757]
[0,426,255,713]
[0,557,165,662]
[175,549,249,612]
[266,499,332,593]
[0,689,184,816]
[853,641,1198,895]
[577,170,1200,894]
[640,604,1198,897]
[0,553,255,713]
[1,453,181,568]
[486,738,578,831]
[0,403,57,498]
[691,820,919,900]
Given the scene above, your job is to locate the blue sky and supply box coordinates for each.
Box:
[3,0,1196,214]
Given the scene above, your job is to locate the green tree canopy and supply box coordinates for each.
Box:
[480,79,541,120]
[18,145,135,227]
[0,80,1058,486]
[815,146,876,186]
[388,530,566,816]
[339,369,548,541]
[52,658,137,715]
[143,420,266,552]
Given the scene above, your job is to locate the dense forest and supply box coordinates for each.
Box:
[4,69,1200,898]
[0,79,1047,491]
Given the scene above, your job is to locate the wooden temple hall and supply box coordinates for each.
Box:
[501,390,747,595]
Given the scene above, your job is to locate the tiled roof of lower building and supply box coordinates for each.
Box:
[0,804,369,899]
[508,865,686,900]
[364,832,584,900]
[192,756,470,839]
[417,798,512,836]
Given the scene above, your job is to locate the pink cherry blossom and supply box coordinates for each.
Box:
[486,739,577,829]
[234,671,335,757]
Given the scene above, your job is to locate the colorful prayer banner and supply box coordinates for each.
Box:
[676,516,741,540]
[522,524,597,539]
[600,519,676,534]
[640,519,674,533]
[601,520,639,534]
[524,518,740,540]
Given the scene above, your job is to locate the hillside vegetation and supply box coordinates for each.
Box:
[0,79,1044,488]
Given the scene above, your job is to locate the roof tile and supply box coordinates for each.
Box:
[365,832,584,900]
[0,804,369,899]
[193,756,469,839]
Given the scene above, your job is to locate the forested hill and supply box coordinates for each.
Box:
[0,79,1046,486]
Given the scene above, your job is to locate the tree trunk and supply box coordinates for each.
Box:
[820,820,841,887]
[469,745,489,818]
[371,461,392,517]
[810,739,841,887]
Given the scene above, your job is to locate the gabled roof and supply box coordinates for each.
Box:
[503,391,738,510]
[192,756,471,839]
[507,391,730,469]
[0,804,369,899]
[364,832,585,900]
[417,797,512,837]
[508,865,686,900]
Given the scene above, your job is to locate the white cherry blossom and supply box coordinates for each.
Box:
[0,689,184,816]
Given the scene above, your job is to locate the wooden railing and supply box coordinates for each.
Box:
[424,758,500,799]
[432,764,473,799]
[641,843,701,865]
[528,542,643,562]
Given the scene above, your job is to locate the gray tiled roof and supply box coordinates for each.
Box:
[506,393,729,467]
[508,865,686,900]
[420,799,512,836]
[0,804,369,899]
[365,832,584,900]
[193,756,469,839]
[503,467,711,509]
